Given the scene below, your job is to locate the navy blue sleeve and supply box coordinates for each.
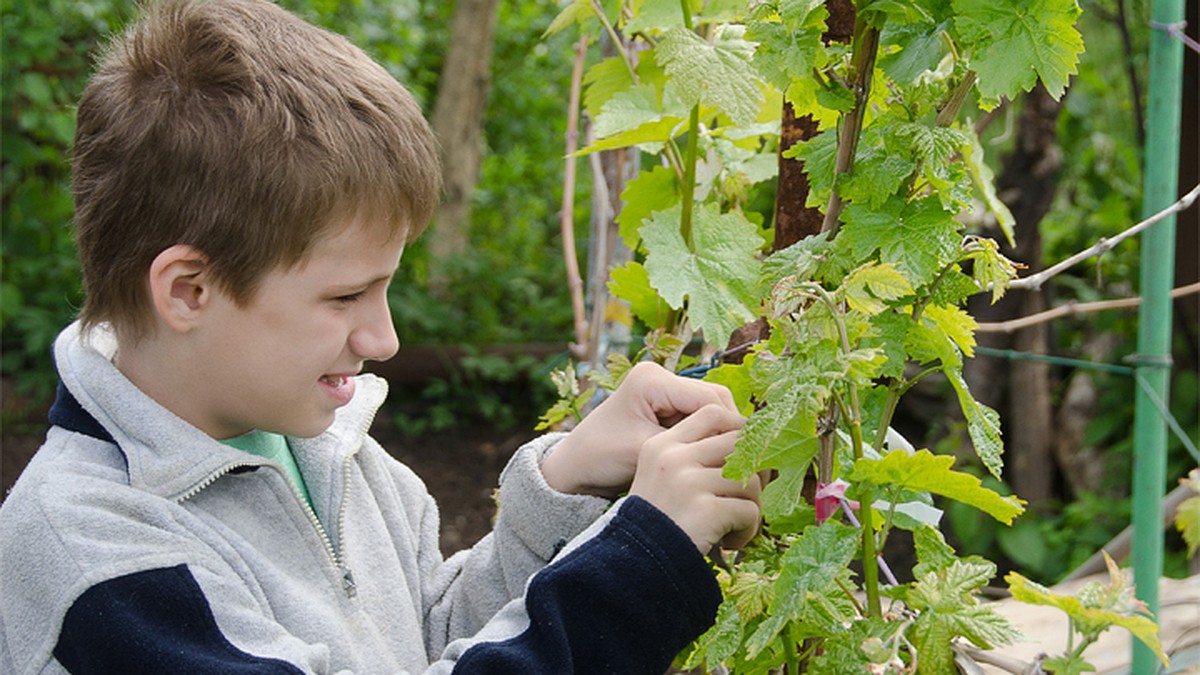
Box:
[453,496,723,675]
[54,564,302,675]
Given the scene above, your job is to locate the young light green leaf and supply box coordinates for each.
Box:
[840,196,961,286]
[608,261,671,328]
[946,368,1005,479]
[724,349,840,480]
[642,203,763,346]
[1176,469,1200,557]
[655,25,764,126]
[923,303,977,358]
[582,56,636,119]
[953,0,1084,102]
[1006,571,1168,667]
[583,83,687,154]
[843,262,915,315]
[544,0,597,36]
[849,449,1025,524]
[962,236,1019,304]
[907,559,1020,673]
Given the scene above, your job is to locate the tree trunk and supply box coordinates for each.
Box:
[428,0,500,285]
[966,86,1064,503]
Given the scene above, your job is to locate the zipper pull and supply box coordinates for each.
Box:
[342,566,358,598]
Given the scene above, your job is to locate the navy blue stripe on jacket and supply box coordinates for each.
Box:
[54,564,303,674]
[453,496,722,674]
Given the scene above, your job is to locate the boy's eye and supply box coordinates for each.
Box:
[333,291,366,304]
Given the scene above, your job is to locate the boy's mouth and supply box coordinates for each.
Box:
[319,374,356,406]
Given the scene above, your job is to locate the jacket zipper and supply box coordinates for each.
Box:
[176,456,359,599]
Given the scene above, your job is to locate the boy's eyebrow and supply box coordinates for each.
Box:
[332,270,398,291]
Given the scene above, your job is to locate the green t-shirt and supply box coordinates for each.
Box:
[222,430,314,512]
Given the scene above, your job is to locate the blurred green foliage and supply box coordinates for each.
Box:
[1,0,130,402]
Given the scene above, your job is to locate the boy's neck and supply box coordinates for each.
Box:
[114,333,248,441]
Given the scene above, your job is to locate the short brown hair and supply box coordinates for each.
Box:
[72,0,441,342]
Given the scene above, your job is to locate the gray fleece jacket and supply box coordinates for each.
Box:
[0,323,722,674]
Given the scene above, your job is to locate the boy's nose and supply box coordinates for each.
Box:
[351,297,399,362]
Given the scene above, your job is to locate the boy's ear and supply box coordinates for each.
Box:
[148,244,213,333]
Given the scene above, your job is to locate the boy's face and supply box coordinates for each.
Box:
[192,218,404,439]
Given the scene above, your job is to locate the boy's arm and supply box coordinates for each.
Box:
[430,404,761,674]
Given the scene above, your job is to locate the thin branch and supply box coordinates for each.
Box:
[820,20,882,235]
[1008,180,1200,291]
[561,36,590,355]
[977,282,1200,333]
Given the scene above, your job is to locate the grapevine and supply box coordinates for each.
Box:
[542,0,1168,671]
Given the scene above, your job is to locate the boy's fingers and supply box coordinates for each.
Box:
[651,405,743,445]
[627,362,739,425]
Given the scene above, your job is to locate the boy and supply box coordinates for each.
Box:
[0,0,763,672]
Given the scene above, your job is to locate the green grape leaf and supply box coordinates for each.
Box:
[843,262,915,315]
[907,560,1020,672]
[946,368,1005,479]
[656,25,764,126]
[583,83,687,154]
[923,303,977,358]
[785,129,838,208]
[1040,654,1098,675]
[953,0,1084,102]
[963,129,1016,246]
[725,349,841,480]
[616,165,679,249]
[850,449,1024,524]
[746,2,828,91]
[582,56,635,119]
[703,361,756,417]
[608,262,671,328]
[839,145,919,208]
[624,0,687,34]
[865,310,911,379]
[840,196,961,286]
[1006,572,1167,666]
[880,17,953,84]
[642,203,763,346]
[912,524,957,577]
[681,598,743,669]
[746,522,859,657]
[1176,493,1200,558]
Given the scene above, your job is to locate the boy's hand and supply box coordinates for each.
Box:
[628,404,762,552]
[540,362,740,499]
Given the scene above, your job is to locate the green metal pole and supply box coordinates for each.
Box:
[1131,0,1183,672]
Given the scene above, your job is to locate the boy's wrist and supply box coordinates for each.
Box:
[539,437,617,499]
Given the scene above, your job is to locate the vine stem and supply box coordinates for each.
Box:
[812,284,882,617]
[678,1,699,251]
[820,19,883,235]
[592,0,637,80]
[680,105,701,251]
